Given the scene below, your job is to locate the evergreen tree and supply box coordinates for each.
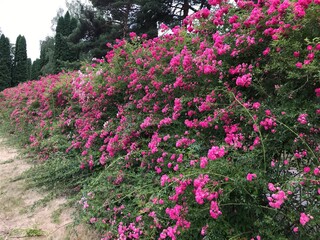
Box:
[39,37,55,76]
[89,0,140,38]
[31,58,41,80]
[88,0,209,38]
[53,30,66,72]
[0,34,12,91]
[12,35,28,86]
[168,0,211,21]
[135,0,173,38]
[54,11,79,73]
[27,58,32,80]
[68,3,114,59]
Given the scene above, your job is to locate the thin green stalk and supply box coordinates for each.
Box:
[232,93,267,172]
[275,119,317,160]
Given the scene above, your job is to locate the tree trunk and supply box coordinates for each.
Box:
[123,1,132,38]
[182,0,189,19]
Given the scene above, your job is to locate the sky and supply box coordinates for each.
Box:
[0,0,68,61]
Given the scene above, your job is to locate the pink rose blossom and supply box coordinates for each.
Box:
[296,62,303,68]
[300,213,310,226]
[246,173,257,181]
[297,113,308,124]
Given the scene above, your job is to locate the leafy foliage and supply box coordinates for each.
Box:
[12,35,28,86]
[0,34,12,90]
[0,0,319,239]
[54,11,79,73]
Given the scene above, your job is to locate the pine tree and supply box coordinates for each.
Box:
[88,0,209,38]
[67,3,114,60]
[0,34,12,91]
[39,37,55,76]
[54,11,78,73]
[12,35,28,86]
[31,58,41,80]
[89,0,139,38]
[27,58,32,80]
[135,0,173,38]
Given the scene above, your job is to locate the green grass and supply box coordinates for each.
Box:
[51,207,64,224]
[0,159,14,164]
[7,227,45,238]
[25,227,45,237]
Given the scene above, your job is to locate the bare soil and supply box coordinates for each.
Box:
[0,138,99,240]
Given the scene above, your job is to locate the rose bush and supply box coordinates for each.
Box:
[0,0,319,239]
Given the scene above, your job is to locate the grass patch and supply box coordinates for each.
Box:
[10,174,26,182]
[0,196,23,214]
[51,206,65,224]
[29,192,58,211]
[8,227,45,238]
[51,208,63,224]
[0,159,14,164]
[26,227,46,237]
[24,151,92,195]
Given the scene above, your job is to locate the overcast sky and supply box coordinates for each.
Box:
[0,0,68,61]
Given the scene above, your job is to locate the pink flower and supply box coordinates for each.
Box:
[268,190,287,209]
[300,212,310,226]
[135,58,142,65]
[200,8,211,18]
[296,62,303,68]
[263,47,270,55]
[236,73,252,87]
[293,51,300,57]
[297,113,308,124]
[99,154,107,165]
[293,227,299,232]
[307,45,313,51]
[246,173,257,181]
[208,0,222,6]
[173,164,179,171]
[268,183,277,192]
[303,166,310,173]
[129,32,137,39]
[315,88,320,97]
[294,3,306,18]
[160,175,170,186]
[201,224,208,236]
[209,201,222,219]
[252,102,261,110]
[208,146,226,160]
[251,236,261,240]
[200,157,208,168]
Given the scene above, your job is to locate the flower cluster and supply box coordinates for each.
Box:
[0,0,319,239]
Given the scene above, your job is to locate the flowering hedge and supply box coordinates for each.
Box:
[0,0,319,239]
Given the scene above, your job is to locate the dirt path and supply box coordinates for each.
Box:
[0,138,98,240]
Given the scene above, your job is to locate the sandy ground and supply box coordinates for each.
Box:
[0,138,99,240]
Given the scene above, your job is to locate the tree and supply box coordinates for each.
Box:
[39,37,56,76]
[27,58,32,80]
[134,0,174,37]
[88,0,210,39]
[30,58,41,80]
[54,11,79,73]
[169,0,211,21]
[0,34,12,91]
[68,2,115,60]
[12,35,28,86]
[89,0,140,38]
